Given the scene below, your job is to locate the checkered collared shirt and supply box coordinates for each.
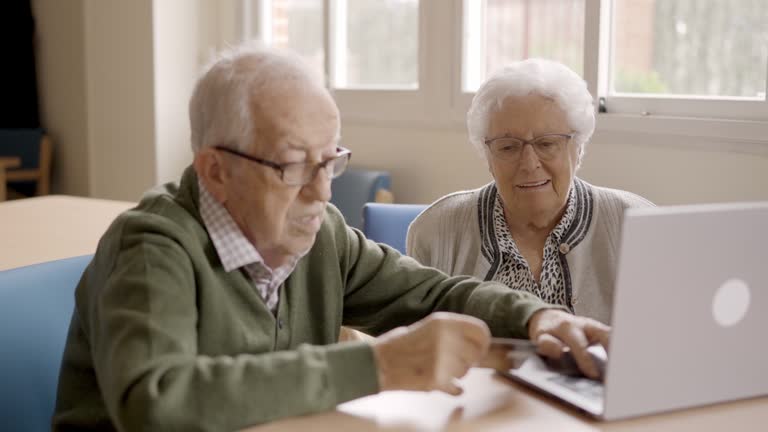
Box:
[198,179,298,313]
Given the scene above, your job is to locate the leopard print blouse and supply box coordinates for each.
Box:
[479,178,594,310]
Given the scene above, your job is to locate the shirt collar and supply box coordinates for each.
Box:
[198,178,264,272]
[493,183,577,254]
[548,185,577,245]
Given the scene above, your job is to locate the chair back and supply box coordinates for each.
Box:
[362,203,427,254]
[0,255,92,431]
[331,168,392,229]
[0,128,52,196]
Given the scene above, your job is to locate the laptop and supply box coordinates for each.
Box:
[500,201,768,420]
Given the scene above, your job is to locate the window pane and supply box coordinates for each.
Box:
[267,0,325,80]
[613,0,768,98]
[334,0,419,89]
[463,0,585,92]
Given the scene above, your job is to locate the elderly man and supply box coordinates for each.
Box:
[53,46,609,431]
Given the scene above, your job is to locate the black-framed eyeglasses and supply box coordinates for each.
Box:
[214,145,352,187]
[484,133,574,162]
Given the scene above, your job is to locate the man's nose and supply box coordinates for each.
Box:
[302,166,332,202]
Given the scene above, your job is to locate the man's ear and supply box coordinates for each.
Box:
[193,148,230,204]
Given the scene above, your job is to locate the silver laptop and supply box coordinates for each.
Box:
[502,202,768,420]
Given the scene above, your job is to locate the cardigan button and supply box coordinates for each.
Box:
[559,243,571,254]
[277,319,284,329]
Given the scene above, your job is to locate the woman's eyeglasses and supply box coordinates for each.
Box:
[484,134,574,162]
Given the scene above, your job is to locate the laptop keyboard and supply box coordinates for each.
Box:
[547,375,604,402]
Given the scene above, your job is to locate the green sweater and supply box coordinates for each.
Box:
[53,167,551,432]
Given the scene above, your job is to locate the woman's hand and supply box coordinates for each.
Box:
[527,309,610,379]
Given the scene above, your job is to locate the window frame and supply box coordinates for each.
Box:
[236,0,768,154]
[596,0,768,121]
[330,0,429,123]
[590,0,768,155]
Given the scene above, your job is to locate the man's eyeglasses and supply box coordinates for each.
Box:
[214,146,352,187]
[484,133,574,162]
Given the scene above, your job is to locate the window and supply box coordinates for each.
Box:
[611,0,767,99]
[600,0,768,121]
[333,0,418,89]
[463,0,585,92]
[248,0,419,90]
[239,0,768,131]
[260,0,325,79]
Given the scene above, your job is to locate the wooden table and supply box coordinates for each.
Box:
[244,368,768,432]
[0,157,21,201]
[0,195,134,270]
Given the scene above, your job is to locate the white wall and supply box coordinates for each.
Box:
[151,0,243,185]
[340,123,492,203]
[35,0,208,201]
[35,0,158,200]
[582,133,768,205]
[341,122,768,206]
[84,0,157,201]
[152,0,202,185]
[33,0,90,196]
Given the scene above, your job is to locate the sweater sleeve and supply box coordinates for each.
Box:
[334,208,553,339]
[405,207,437,267]
[84,227,378,432]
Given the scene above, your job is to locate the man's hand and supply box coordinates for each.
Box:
[527,309,610,379]
[372,312,491,395]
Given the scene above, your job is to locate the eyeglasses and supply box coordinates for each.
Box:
[484,133,574,162]
[214,145,352,187]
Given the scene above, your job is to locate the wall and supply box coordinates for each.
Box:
[34,0,157,200]
[581,134,768,205]
[152,0,203,185]
[341,122,768,206]
[84,0,157,201]
[33,0,90,196]
[34,0,209,201]
[152,0,243,185]
[340,123,492,203]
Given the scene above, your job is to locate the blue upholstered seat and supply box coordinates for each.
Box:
[330,168,391,229]
[0,255,92,431]
[362,203,427,254]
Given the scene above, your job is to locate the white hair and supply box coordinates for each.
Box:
[466,58,595,166]
[189,43,325,153]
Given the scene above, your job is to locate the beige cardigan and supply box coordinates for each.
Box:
[407,178,654,324]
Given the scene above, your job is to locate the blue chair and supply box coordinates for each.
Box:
[362,203,428,254]
[331,168,392,229]
[0,255,92,432]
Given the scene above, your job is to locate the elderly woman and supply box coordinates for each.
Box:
[407,59,653,324]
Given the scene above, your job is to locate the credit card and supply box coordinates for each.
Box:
[490,338,537,351]
[489,338,538,369]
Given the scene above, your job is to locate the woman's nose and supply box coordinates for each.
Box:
[518,143,542,170]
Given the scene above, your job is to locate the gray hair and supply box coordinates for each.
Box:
[466,58,595,166]
[189,43,325,153]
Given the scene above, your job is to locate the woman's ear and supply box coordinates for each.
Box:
[570,141,584,173]
[193,148,229,204]
[485,154,497,178]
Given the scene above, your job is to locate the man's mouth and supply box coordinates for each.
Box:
[295,214,323,232]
